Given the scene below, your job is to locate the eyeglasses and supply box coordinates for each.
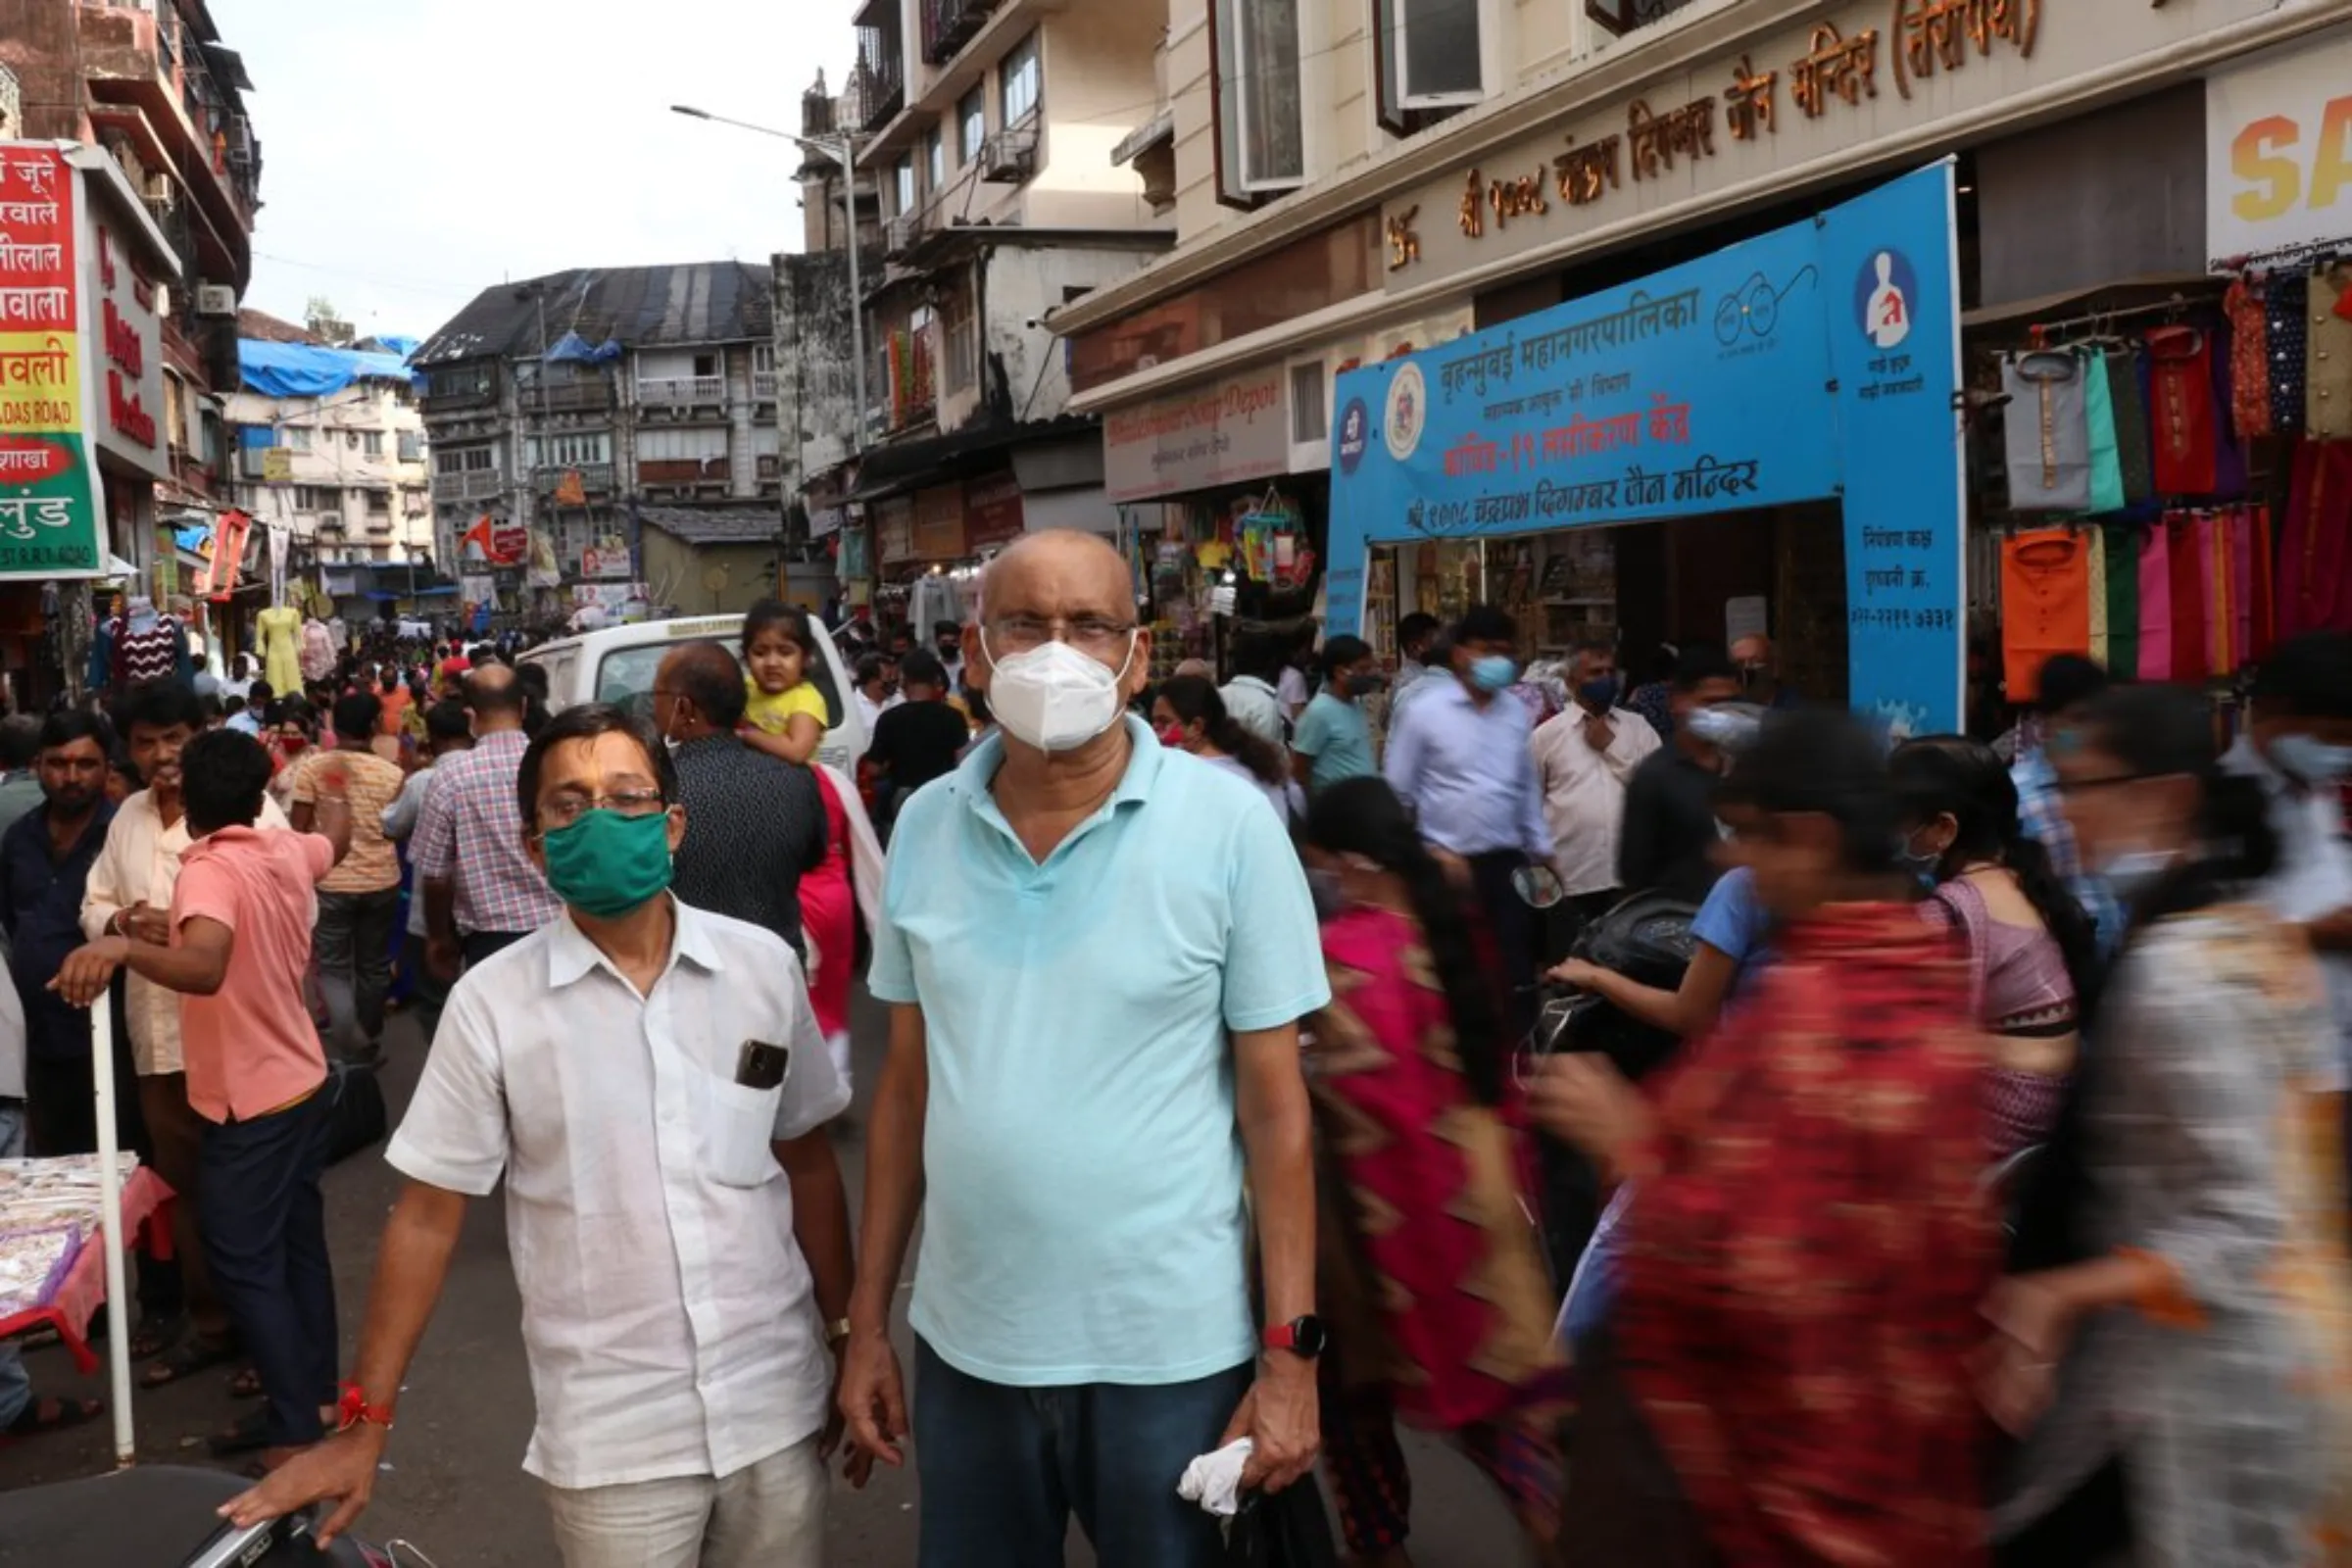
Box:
[2053,772,2155,797]
[539,789,667,830]
[983,615,1138,657]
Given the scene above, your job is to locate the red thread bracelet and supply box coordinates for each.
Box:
[336,1382,396,1433]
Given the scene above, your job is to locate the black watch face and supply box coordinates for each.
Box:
[1290,1315,1328,1357]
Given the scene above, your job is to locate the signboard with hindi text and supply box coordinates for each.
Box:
[0,143,102,577]
[1331,165,1966,737]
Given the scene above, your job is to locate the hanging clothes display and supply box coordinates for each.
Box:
[2205,513,2233,676]
[2169,514,2209,682]
[2249,502,2277,663]
[255,605,303,694]
[2082,354,2126,514]
[2137,524,2173,682]
[2000,351,2094,512]
[1998,529,2092,702]
[2309,263,2352,440]
[2100,521,2138,671]
[2268,272,2310,437]
[109,598,190,690]
[2279,439,2352,636]
[2102,345,2158,506]
[2224,276,2272,441]
[2085,525,2110,669]
[2145,324,2221,497]
[2229,507,2257,668]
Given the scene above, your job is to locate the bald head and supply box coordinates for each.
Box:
[659,642,747,736]
[980,529,1132,612]
[465,663,526,731]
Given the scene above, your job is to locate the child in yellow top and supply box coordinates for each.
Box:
[741,599,829,765]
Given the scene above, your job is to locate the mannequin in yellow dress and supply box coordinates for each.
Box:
[255,603,302,694]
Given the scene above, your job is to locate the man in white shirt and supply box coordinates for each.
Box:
[81,678,290,1384]
[1529,640,1660,953]
[2223,633,2352,1084]
[1220,627,1292,746]
[228,704,857,1567]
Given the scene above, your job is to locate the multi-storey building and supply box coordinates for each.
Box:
[1053,0,2352,715]
[224,318,434,572]
[0,0,263,694]
[415,263,781,627]
[792,0,1174,612]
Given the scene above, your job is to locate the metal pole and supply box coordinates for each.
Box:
[90,996,135,1468]
[839,135,868,457]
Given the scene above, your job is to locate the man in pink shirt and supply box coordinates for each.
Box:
[55,728,351,1467]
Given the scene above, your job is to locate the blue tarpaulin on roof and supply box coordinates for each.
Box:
[239,339,423,400]
[370,335,422,360]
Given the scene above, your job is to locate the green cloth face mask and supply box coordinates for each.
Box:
[541,808,674,919]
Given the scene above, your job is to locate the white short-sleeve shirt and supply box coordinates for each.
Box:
[387,899,847,1491]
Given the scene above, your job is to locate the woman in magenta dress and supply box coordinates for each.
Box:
[802,761,884,1089]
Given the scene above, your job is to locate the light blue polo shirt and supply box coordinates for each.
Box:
[868,714,1329,1387]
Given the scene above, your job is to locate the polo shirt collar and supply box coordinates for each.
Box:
[545,896,726,991]
[953,712,1164,816]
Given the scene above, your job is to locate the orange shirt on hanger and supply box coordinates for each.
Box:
[2001,529,2092,705]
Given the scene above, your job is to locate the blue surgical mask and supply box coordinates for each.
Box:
[1470,655,1519,694]
[2271,733,2352,786]
[1686,706,1759,751]
[1578,674,1622,711]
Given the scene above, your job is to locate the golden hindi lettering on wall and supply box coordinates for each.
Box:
[1789,23,1882,120]
[1724,56,1779,141]
[1891,0,2043,99]
[1387,207,1421,270]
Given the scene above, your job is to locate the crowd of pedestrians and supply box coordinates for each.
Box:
[0,534,2346,1568]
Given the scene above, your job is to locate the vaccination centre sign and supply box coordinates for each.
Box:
[1328,162,1965,736]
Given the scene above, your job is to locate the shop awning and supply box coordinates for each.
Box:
[847,415,1095,503]
[1962,272,2224,332]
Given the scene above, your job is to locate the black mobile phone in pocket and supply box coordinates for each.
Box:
[736,1040,791,1091]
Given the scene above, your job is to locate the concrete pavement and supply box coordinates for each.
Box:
[0,990,1533,1566]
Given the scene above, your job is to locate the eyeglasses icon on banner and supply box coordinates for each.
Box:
[1713,265,1817,347]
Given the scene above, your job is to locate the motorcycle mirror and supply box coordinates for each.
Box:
[1513,864,1566,909]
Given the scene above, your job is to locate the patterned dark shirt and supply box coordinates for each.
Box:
[669,735,825,956]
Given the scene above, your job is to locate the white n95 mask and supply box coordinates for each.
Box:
[983,635,1136,754]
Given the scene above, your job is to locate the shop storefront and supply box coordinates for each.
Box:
[0,142,175,707]
[1065,0,2350,734]
[1333,166,1965,731]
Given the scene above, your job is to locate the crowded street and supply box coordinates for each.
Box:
[6,1,2352,1566]
[0,990,1534,1566]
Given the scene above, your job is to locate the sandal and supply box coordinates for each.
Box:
[2,1396,103,1443]
[140,1336,239,1390]
[129,1317,182,1361]
[209,1408,272,1458]
[228,1364,264,1400]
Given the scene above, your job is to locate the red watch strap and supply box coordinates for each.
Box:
[1262,1321,1299,1351]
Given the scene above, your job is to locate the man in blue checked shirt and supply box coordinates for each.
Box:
[2010,654,2125,958]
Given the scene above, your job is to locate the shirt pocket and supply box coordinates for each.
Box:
[694,1063,784,1189]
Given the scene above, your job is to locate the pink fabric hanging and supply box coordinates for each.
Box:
[2137,522,2173,681]
[2229,509,2256,675]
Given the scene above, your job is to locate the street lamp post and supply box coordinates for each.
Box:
[672,104,867,456]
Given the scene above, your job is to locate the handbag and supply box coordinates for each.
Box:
[1220,1484,1340,1568]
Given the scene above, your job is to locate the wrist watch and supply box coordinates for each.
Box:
[1261,1314,1328,1359]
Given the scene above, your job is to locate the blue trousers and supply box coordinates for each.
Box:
[912,1337,1253,1568]
[199,1091,338,1446]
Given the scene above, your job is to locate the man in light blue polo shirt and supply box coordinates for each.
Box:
[839,531,1330,1568]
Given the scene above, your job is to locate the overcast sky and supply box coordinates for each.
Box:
[220,0,857,341]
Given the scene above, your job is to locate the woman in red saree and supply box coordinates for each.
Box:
[1533,707,1998,1567]
[1300,778,1568,1564]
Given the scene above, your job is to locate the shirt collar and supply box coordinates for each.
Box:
[545,896,726,991]
[954,712,1163,815]
[181,821,264,860]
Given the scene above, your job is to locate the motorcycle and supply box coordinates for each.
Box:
[0,1466,421,1567]
[1516,890,1701,1293]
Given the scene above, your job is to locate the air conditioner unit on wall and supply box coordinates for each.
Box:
[981,126,1038,184]
[195,284,236,318]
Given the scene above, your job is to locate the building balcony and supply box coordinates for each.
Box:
[534,463,614,495]
[636,375,727,408]
[850,32,904,133]
[431,471,505,501]
[920,0,998,66]
[531,379,612,414]
[77,2,258,280]
[637,457,732,487]
[752,371,778,401]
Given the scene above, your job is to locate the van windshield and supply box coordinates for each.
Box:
[594,640,845,729]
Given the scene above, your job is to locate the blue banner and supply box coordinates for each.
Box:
[1329,163,1963,736]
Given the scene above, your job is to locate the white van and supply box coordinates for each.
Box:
[518,613,869,770]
